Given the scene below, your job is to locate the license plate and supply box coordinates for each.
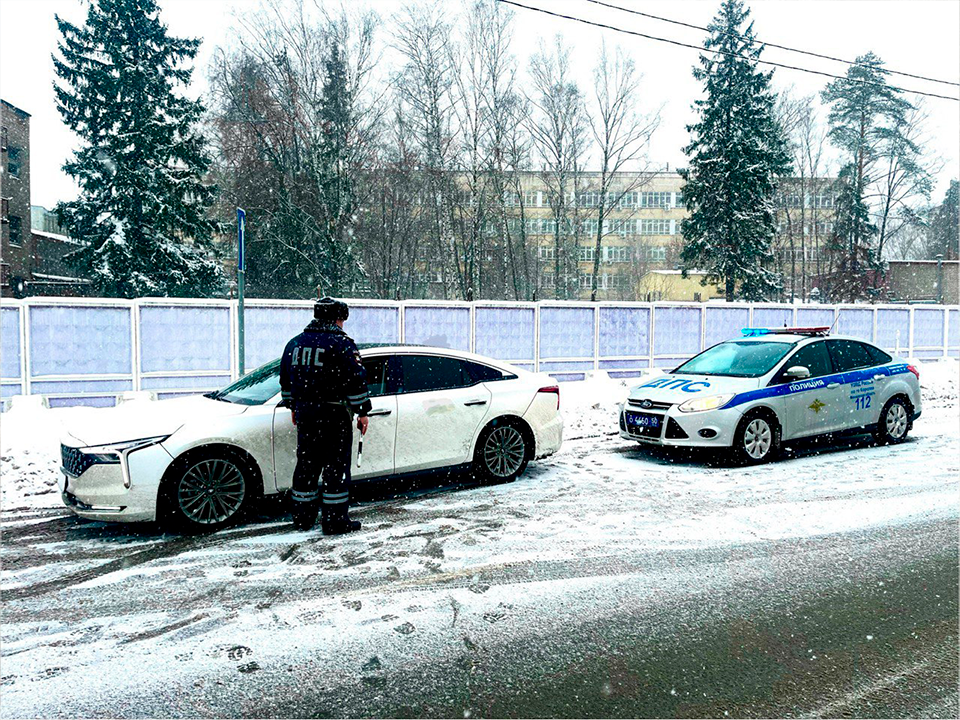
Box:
[625,412,661,429]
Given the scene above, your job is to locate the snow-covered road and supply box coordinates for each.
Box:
[1,360,957,717]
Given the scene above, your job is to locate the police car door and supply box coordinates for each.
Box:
[825,339,880,431]
[773,340,839,439]
[393,354,492,474]
[272,355,398,490]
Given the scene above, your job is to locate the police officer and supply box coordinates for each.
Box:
[279,298,370,533]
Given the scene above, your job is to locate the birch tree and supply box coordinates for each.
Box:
[587,43,660,301]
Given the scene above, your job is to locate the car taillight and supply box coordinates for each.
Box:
[538,385,560,409]
[907,365,920,380]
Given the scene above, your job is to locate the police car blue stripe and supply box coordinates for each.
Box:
[726,363,910,409]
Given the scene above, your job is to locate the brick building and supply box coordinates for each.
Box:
[1,99,32,297]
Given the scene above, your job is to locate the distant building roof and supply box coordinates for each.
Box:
[0,99,30,118]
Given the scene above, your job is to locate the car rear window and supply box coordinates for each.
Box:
[827,340,874,373]
[397,355,470,393]
[673,341,796,378]
[865,344,893,365]
[464,360,511,383]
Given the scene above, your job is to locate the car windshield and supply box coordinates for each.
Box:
[206,360,281,405]
[673,341,796,378]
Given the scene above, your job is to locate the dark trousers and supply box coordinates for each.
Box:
[291,405,352,528]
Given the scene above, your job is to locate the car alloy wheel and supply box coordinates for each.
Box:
[177,457,247,526]
[885,401,908,440]
[742,418,773,460]
[483,425,526,478]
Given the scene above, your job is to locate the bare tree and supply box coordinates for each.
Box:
[587,42,660,301]
[868,102,940,271]
[774,90,831,302]
[394,3,461,299]
[208,0,380,297]
[527,38,589,300]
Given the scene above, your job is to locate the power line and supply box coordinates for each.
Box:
[496,0,960,103]
[582,0,960,88]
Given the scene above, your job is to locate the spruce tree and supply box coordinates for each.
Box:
[316,40,359,295]
[929,179,959,260]
[53,0,224,298]
[821,52,911,300]
[678,0,791,302]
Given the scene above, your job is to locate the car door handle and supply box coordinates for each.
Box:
[367,408,392,417]
[827,382,840,389]
[873,374,887,381]
[464,399,488,406]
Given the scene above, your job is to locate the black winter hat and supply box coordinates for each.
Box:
[314,297,350,322]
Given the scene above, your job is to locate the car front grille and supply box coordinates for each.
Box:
[627,398,674,411]
[61,445,95,477]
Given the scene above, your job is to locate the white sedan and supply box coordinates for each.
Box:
[619,328,922,464]
[59,346,563,530]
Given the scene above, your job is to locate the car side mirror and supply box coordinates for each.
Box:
[782,365,811,381]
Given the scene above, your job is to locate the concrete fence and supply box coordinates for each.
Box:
[1,297,957,409]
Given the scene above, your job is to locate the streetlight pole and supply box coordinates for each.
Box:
[237,208,246,376]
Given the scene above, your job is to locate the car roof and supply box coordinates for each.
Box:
[731,334,867,345]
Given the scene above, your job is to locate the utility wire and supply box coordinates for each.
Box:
[583,0,960,88]
[496,0,960,103]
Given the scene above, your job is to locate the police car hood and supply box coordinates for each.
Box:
[627,372,760,405]
[62,395,248,447]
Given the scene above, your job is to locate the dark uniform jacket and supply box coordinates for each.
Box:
[279,321,372,417]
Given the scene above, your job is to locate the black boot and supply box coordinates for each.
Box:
[321,506,361,535]
[292,499,320,531]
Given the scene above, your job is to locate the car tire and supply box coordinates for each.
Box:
[873,396,911,445]
[731,411,780,465]
[163,449,256,532]
[473,418,530,484]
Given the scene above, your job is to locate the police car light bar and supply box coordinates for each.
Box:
[741,327,831,337]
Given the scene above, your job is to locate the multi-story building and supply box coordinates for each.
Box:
[517,170,685,300]
[417,170,837,302]
[1,99,32,298]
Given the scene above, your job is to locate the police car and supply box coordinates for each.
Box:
[619,327,922,464]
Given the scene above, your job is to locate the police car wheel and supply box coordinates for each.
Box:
[875,397,910,445]
[474,420,529,484]
[165,450,252,531]
[732,412,779,465]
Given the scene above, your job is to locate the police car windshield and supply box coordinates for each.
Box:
[673,341,796,378]
[207,360,281,405]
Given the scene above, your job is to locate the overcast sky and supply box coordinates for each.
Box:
[1,0,958,210]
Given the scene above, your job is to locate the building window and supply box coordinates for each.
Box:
[7,146,22,178]
[640,245,667,262]
[812,194,835,208]
[541,273,555,288]
[523,191,539,207]
[603,246,630,263]
[782,193,803,208]
[640,219,671,235]
[538,245,555,261]
[578,246,596,262]
[638,191,671,208]
[503,192,521,207]
[9,215,22,246]
[1,197,8,220]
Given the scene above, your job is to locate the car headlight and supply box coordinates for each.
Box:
[677,394,735,413]
[83,435,170,461]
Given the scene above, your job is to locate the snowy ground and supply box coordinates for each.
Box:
[1,360,958,717]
